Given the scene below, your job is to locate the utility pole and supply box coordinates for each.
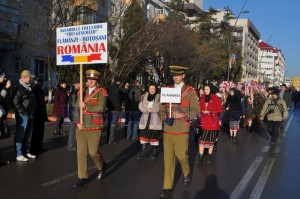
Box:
[227,0,249,81]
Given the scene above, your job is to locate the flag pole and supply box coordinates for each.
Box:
[80,64,83,124]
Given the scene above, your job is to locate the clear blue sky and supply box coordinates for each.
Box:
[204,0,300,78]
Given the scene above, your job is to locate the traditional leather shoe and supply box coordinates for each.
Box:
[159,189,172,198]
[232,136,237,143]
[196,154,205,165]
[183,174,191,187]
[73,178,88,189]
[207,154,212,164]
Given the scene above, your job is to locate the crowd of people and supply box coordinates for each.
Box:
[0,66,297,198]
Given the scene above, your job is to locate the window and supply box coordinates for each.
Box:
[15,58,21,72]
[35,59,48,80]
[76,7,96,24]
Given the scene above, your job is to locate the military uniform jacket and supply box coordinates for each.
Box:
[75,86,107,130]
[160,84,200,134]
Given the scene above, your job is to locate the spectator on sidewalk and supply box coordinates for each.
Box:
[67,80,80,152]
[30,77,48,155]
[0,69,11,139]
[0,69,11,165]
[12,70,36,162]
[52,79,68,136]
[126,80,142,141]
[106,76,122,144]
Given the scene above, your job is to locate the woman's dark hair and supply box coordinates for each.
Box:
[147,82,157,92]
[203,83,218,94]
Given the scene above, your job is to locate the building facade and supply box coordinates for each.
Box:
[258,40,285,86]
[0,0,60,88]
[211,10,260,82]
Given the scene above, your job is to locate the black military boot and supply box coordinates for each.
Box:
[137,144,147,160]
[96,162,107,180]
[151,146,158,159]
[53,127,59,136]
[183,173,191,187]
[73,178,88,189]
[160,189,173,198]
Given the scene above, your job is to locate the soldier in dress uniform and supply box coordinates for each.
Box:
[73,69,108,189]
[159,65,200,198]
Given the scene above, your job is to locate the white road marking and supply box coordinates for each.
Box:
[249,158,275,199]
[261,146,270,153]
[229,157,263,199]
[284,112,294,132]
[41,166,96,186]
[272,146,280,153]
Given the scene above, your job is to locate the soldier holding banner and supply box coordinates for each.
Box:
[73,69,107,189]
[159,65,200,198]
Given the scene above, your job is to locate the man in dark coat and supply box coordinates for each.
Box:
[67,80,80,152]
[279,84,291,109]
[13,70,36,162]
[126,80,142,140]
[106,77,122,144]
[30,77,48,155]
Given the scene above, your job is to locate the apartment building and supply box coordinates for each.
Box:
[0,0,60,86]
[258,40,285,86]
[211,10,260,82]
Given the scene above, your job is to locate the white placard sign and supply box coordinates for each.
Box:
[160,88,182,103]
[56,23,107,65]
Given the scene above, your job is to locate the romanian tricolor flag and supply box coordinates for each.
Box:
[61,53,102,63]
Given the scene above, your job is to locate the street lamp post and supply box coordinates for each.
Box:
[227,0,249,81]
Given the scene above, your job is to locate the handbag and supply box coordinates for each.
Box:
[0,119,10,139]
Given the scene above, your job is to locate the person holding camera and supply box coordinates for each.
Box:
[260,89,288,145]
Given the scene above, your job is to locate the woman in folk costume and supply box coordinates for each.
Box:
[224,88,243,143]
[137,83,162,160]
[242,95,255,132]
[197,84,222,164]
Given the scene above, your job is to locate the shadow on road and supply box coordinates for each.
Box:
[194,174,229,199]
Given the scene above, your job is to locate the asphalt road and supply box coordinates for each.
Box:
[0,108,299,199]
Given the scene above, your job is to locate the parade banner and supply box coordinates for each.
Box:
[160,88,182,103]
[56,23,107,65]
